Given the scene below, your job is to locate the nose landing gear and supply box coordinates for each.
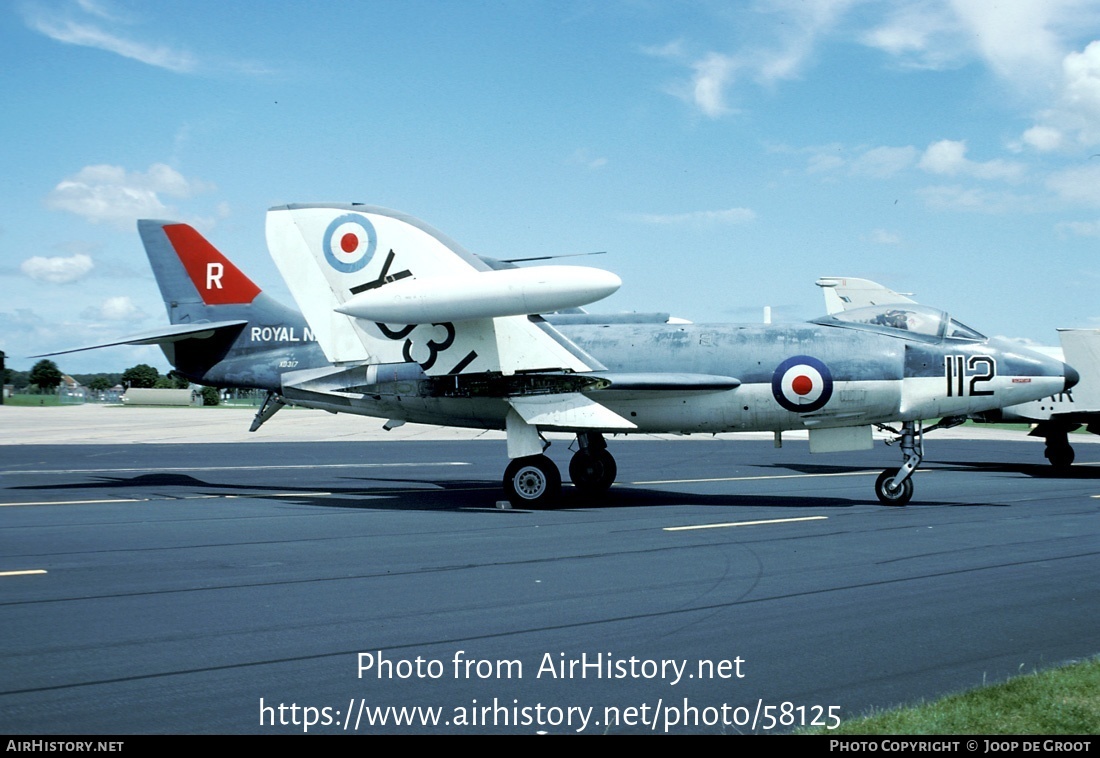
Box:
[875,420,923,506]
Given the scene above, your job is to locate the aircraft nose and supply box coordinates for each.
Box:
[1063,362,1080,393]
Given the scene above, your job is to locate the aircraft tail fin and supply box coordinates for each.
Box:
[138,220,263,319]
[266,203,608,374]
[815,277,916,315]
[133,220,315,387]
[1057,329,1100,409]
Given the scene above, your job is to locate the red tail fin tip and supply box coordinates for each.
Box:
[163,224,261,305]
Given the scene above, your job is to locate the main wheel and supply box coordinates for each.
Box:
[1044,443,1075,470]
[568,449,617,493]
[875,468,913,506]
[504,455,561,508]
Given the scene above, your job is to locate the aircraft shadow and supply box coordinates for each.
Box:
[925,460,1100,479]
[7,471,983,511]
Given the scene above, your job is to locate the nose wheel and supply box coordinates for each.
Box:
[876,420,923,506]
[875,468,914,506]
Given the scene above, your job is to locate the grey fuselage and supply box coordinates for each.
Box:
[181,308,1069,437]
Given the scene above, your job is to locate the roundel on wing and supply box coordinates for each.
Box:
[771,355,834,413]
[323,214,377,274]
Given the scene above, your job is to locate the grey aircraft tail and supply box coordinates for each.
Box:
[38,221,323,391]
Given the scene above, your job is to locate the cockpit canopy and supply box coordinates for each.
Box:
[814,304,985,342]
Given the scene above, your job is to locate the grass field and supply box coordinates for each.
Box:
[805,657,1100,735]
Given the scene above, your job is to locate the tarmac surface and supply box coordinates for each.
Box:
[2,404,1099,734]
[3,402,1089,445]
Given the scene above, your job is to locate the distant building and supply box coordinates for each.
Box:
[59,375,86,403]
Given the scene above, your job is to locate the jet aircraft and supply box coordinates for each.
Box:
[817,277,1100,469]
[43,208,1077,507]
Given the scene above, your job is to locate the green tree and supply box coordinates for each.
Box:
[29,359,62,393]
[121,364,159,388]
[200,386,220,406]
[168,372,191,389]
[88,377,112,391]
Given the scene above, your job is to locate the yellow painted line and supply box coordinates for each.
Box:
[665,515,829,532]
[0,570,48,577]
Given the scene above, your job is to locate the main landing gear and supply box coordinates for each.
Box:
[1042,427,1075,470]
[874,420,923,506]
[502,432,619,508]
[503,455,561,507]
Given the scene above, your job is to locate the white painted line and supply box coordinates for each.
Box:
[0,462,471,476]
[1,493,329,507]
[664,515,829,532]
[0,498,144,507]
[0,569,48,577]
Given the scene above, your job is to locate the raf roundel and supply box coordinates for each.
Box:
[322,214,377,274]
[771,355,834,413]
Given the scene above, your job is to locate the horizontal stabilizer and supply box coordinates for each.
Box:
[590,372,740,391]
[31,320,248,357]
[507,393,636,430]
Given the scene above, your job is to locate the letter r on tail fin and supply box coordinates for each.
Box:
[154,223,261,306]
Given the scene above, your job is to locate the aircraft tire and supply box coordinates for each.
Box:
[568,449,617,493]
[504,455,561,508]
[1044,443,1075,470]
[875,468,913,506]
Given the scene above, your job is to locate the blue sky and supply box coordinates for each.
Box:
[4,0,1100,374]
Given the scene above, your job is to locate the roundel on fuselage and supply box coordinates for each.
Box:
[771,355,834,413]
[323,214,377,274]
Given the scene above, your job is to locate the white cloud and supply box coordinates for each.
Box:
[691,53,739,117]
[568,149,608,171]
[1021,126,1066,152]
[850,146,918,178]
[1063,41,1100,115]
[918,140,1025,181]
[916,184,1031,213]
[919,139,968,174]
[45,163,214,227]
[648,0,858,118]
[949,0,1068,82]
[1046,163,1100,207]
[81,295,147,321]
[629,207,756,225]
[20,253,94,284]
[860,2,962,68]
[1055,219,1100,237]
[22,0,272,77]
[867,229,901,245]
[75,0,128,23]
[1017,41,1100,151]
[807,153,844,174]
[24,13,196,73]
